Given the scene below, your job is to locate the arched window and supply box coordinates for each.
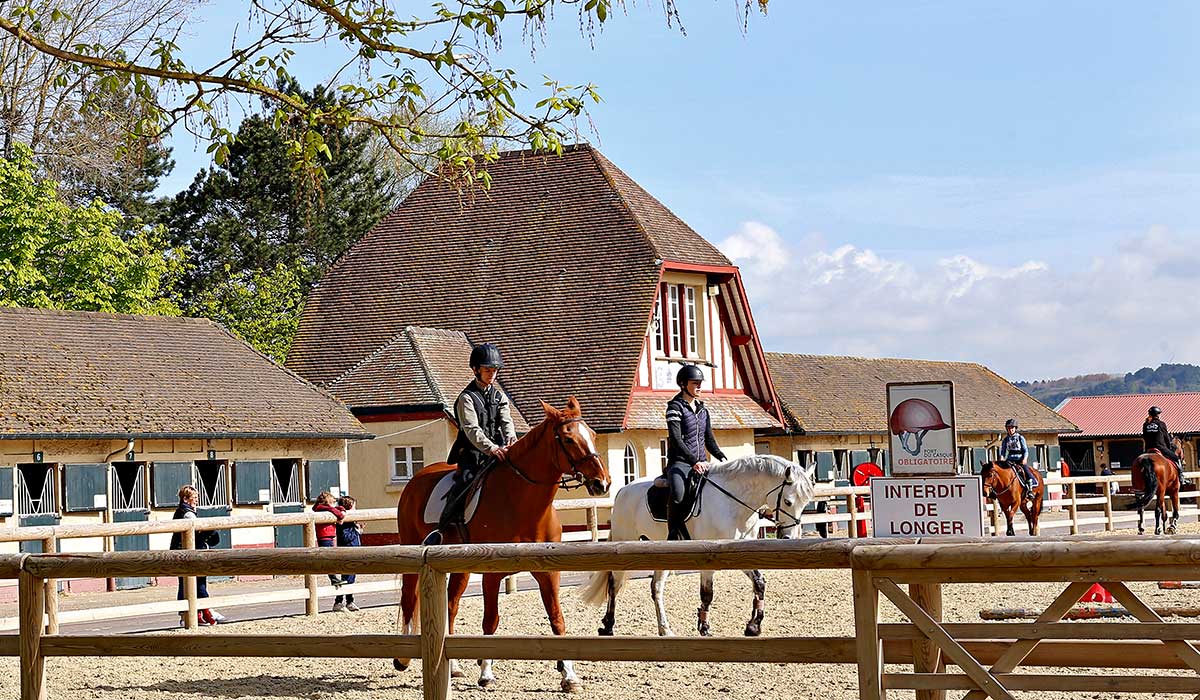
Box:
[623,443,638,484]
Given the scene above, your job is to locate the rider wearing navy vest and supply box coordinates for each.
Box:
[1000,418,1038,496]
[664,364,726,541]
[1143,406,1191,488]
[423,343,517,546]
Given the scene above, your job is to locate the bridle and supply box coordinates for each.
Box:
[704,469,803,533]
[505,417,603,490]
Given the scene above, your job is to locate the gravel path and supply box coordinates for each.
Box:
[3,530,1198,699]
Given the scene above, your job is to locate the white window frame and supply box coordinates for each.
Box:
[652,298,664,354]
[392,446,424,482]
[668,285,681,355]
[685,286,698,356]
[623,443,638,485]
[660,439,669,472]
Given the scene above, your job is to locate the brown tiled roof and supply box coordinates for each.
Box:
[0,307,369,439]
[327,327,530,431]
[765,353,1079,435]
[625,393,781,431]
[288,145,737,432]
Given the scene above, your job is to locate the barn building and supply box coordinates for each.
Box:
[760,353,1079,481]
[0,307,369,589]
[287,145,783,527]
[1056,392,1200,478]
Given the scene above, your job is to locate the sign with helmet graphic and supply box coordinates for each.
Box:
[887,381,958,476]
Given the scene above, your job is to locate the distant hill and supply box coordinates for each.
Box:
[1016,364,1200,408]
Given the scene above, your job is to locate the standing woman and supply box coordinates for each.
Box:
[170,485,223,626]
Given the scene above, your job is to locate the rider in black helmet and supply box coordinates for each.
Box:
[663,364,726,540]
[423,342,517,546]
[1143,406,1191,488]
[999,418,1038,499]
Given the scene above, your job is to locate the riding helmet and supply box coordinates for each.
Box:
[469,343,505,369]
[675,364,705,388]
[1149,406,1162,417]
[1005,418,1018,429]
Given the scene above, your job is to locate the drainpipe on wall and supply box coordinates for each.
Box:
[104,438,135,463]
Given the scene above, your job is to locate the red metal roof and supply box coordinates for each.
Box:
[1056,392,1200,438]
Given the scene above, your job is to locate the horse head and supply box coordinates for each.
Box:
[979,461,1004,500]
[774,459,816,540]
[539,396,610,497]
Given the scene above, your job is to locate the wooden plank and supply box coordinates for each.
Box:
[420,567,450,700]
[445,635,862,663]
[961,581,1090,700]
[886,640,1200,670]
[182,529,197,631]
[424,538,863,574]
[40,536,56,635]
[19,571,45,700]
[41,634,421,658]
[887,673,1200,693]
[910,583,944,700]
[852,569,883,700]
[303,522,318,617]
[875,577,1015,700]
[851,540,1200,571]
[1106,581,1200,674]
[880,622,1200,641]
[23,545,426,579]
[1068,483,1079,535]
[866,565,1200,584]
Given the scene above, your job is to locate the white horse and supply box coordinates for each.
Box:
[579,454,815,637]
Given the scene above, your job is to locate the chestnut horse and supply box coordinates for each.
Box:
[393,397,610,692]
[980,461,1044,536]
[1130,447,1181,535]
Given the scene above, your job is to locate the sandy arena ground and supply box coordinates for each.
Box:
[3,527,1198,699]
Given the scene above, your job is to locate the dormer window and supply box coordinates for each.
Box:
[668,286,681,355]
[685,287,698,356]
[654,282,707,360]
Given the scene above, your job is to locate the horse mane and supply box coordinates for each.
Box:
[709,454,796,480]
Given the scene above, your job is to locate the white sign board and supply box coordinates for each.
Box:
[870,476,984,538]
[887,381,958,475]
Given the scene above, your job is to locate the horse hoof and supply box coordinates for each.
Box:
[597,626,613,636]
[744,622,761,637]
[1138,527,1145,535]
[698,624,712,637]
[393,659,408,672]
[562,679,584,693]
[478,677,495,688]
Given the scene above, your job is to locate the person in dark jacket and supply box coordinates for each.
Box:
[423,343,517,546]
[999,418,1038,497]
[170,485,223,626]
[1143,406,1191,488]
[333,495,362,612]
[664,364,726,540]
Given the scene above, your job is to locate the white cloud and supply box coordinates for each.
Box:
[719,223,1200,381]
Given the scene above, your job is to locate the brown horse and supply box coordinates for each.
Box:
[1130,447,1181,535]
[393,396,610,692]
[980,461,1044,536]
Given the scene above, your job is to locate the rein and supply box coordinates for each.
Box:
[703,473,801,531]
[504,417,599,490]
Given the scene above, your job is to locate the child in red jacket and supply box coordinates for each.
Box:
[313,492,346,592]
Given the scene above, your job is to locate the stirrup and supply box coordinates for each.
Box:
[421,529,444,546]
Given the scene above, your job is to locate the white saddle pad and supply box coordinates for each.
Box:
[422,472,483,525]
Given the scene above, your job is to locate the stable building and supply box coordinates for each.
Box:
[760,353,1079,481]
[0,307,369,584]
[1056,392,1200,476]
[287,145,782,516]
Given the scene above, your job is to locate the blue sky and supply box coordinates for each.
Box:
[162,2,1200,381]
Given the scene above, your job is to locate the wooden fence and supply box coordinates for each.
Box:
[5,535,1200,700]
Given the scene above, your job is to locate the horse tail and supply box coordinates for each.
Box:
[1129,456,1158,510]
[579,569,627,607]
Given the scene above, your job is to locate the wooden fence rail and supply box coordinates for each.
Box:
[2,536,1200,699]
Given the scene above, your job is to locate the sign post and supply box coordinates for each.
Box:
[874,381,979,700]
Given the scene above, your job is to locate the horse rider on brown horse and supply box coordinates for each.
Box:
[1000,418,1038,501]
[1143,405,1192,489]
[422,343,518,546]
[664,364,726,541]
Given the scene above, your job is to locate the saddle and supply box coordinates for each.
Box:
[1149,449,1181,468]
[422,467,491,526]
[646,473,706,523]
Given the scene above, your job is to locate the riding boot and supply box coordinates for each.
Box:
[423,475,471,546]
[1178,464,1193,490]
